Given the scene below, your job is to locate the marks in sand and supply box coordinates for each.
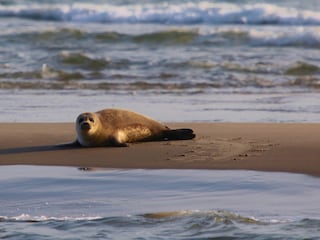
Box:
[166,136,278,164]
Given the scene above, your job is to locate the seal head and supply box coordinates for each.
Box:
[76,112,103,147]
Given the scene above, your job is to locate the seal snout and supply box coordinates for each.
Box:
[80,121,91,130]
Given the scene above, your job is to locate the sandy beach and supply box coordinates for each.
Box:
[0,122,319,176]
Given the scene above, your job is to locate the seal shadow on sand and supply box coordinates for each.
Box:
[0,144,82,155]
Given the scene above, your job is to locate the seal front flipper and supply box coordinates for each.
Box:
[109,137,129,147]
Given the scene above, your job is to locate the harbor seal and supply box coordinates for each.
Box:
[70,108,195,147]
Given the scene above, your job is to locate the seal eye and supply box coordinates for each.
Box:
[78,117,84,123]
[89,117,94,123]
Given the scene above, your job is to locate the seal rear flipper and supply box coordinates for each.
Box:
[162,128,195,140]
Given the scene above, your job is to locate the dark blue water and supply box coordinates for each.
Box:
[1,166,320,239]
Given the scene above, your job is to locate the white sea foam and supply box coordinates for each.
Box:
[1,2,320,25]
[0,214,103,222]
[247,27,320,47]
[198,26,320,47]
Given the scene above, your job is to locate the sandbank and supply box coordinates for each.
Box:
[0,123,319,176]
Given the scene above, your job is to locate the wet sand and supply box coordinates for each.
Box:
[0,123,319,176]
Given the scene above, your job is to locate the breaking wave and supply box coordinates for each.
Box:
[1,2,320,25]
[2,211,320,240]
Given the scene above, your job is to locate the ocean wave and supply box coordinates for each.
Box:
[0,65,85,84]
[2,212,319,240]
[0,78,220,92]
[1,76,320,92]
[285,62,320,76]
[1,59,320,91]
[1,3,320,25]
[143,210,262,224]
[4,210,317,228]
[133,30,199,44]
[0,210,268,224]
[248,28,320,47]
[60,51,111,70]
[199,27,320,48]
[4,27,320,48]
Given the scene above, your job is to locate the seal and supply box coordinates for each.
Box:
[70,108,195,147]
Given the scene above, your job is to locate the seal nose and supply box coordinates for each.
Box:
[81,122,91,130]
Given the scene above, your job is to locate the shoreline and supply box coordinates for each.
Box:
[0,122,319,177]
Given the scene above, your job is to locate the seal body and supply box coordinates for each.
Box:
[74,108,195,147]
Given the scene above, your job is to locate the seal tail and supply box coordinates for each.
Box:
[163,128,195,140]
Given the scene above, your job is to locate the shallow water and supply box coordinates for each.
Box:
[1,166,320,239]
[2,89,320,123]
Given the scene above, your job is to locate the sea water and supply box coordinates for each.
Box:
[0,166,320,240]
[1,1,320,239]
[0,0,320,122]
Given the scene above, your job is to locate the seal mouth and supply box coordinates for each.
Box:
[80,122,91,130]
